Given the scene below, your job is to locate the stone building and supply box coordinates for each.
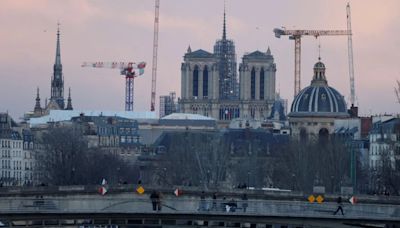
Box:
[0,113,34,186]
[288,59,350,141]
[179,10,277,126]
[369,117,400,170]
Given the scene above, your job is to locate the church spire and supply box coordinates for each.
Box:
[34,87,42,116]
[66,87,73,110]
[55,22,61,67]
[222,1,227,40]
[34,87,41,110]
[50,22,65,109]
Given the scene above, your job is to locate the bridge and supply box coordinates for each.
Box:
[0,185,399,227]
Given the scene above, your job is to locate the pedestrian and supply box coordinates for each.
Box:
[156,191,163,211]
[241,193,248,212]
[227,198,237,212]
[150,190,158,211]
[210,192,217,211]
[333,196,344,215]
[198,191,207,211]
[221,197,227,212]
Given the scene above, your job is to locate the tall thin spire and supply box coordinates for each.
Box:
[50,22,65,109]
[34,87,42,116]
[34,87,41,109]
[55,22,61,66]
[66,87,73,110]
[222,1,226,40]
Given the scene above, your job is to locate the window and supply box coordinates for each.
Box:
[251,68,256,100]
[203,66,208,98]
[260,68,265,100]
[193,65,199,97]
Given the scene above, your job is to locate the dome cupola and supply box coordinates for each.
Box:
[289,59,349,118]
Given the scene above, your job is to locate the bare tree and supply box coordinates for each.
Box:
[37,126,88,185]
[273,137,354,193]
[37,125,139,185]
[154,131,230,189]
[370,145,400,195]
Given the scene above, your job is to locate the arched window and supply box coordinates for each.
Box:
[300,128,308,142]
[251,67,256,100]
[193,65,199,97]
[319,128,329,144]
[260,68,265,100]
[203,66,208,98]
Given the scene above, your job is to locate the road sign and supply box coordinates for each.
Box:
[136,186,145,194]
[308,195,315,203]
[349,196,356,204]
[316,195,324,203]
[98,186,107,195]
[174,188,182,196]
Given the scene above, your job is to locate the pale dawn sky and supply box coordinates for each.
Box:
[0,0,399,119]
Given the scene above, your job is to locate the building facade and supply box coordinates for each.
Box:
[179,11,277,125]
[0,113,34,186]
[159,92,177,118]
[369,117,400,170]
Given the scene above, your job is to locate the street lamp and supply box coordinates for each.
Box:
[71,167,75,185]
[247,171,251,189]
[117,167,121,185]
[207,170,211,186]
[292,174,296,191]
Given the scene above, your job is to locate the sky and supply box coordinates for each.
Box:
[1,0,399,120]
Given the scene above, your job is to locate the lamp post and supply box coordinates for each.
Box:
[247,171,251,189]
[163,167,167,186]
[207,170,210,186]
[117,167,121,185]
[292,173,296,191]
[71,167,75,185]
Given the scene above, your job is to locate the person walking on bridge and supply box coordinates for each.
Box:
[150,190,159,211]
[333,196,344,215]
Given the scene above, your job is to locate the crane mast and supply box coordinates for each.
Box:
[150,0,160,112]
[347,3,356,106]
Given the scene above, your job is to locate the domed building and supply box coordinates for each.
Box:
[288,59,349,141]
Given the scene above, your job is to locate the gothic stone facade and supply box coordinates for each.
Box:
[179,49,276,126]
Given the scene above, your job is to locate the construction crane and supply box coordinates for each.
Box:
[346,3,356,107]
[81,61,146,111]
[274,28,350,97]
[150,0,160,112]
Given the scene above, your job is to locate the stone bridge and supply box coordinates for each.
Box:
[0,185,399,227]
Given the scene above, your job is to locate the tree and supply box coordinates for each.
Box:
[38,126,89,185]
[154,131,230,189]
[370,143,400,195]
[272,137,353,193]
[37,125,139,186]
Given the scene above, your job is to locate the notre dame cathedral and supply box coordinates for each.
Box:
[179,10,277,126]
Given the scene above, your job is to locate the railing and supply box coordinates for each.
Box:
[0,196,399,221]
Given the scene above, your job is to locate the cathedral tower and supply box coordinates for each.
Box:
[49,24,65,109]
[213,6,238,100]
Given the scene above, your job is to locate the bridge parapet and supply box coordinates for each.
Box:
[0,192,399,223]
